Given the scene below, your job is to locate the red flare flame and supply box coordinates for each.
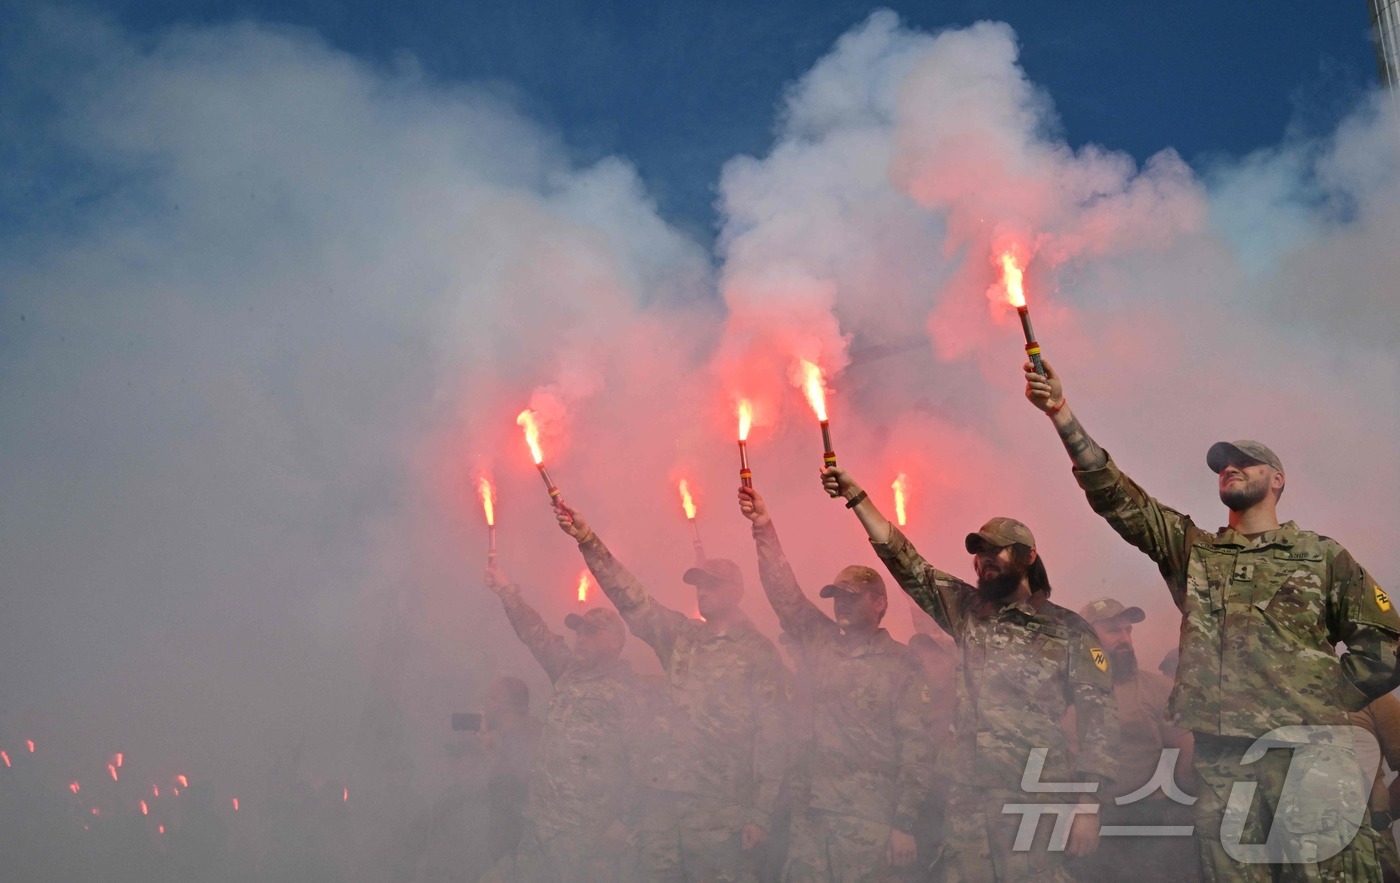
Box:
[892,474,909,527]
[516,410,544,465]
[678,480,697,520]
[158,825,165,834]
[737,400,753,441]
[999,252,1026,309]
[152,786,159,798]
[70,781,80,794]
[577,571,590,604]
[232,797,239,811]
[342,787,349,802]
[1,750,10,768]
[176,774,188,788]
[478,476,496,526]
[26,740,34,753]
[140,801,149,816]
[798,361,828,421]
[108,764,118,782]
[114,753,123,768]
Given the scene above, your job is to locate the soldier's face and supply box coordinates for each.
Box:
[572,626,621,667]
[695,577,741,620]
[832,589,886,633]
[972,545,1025,600]
[1218,460,1280,511]
[1095,617,1138,677]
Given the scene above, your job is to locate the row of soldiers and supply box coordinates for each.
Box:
[477,359,1400,883]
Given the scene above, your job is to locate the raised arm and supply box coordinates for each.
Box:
[738,485,833,642]
[555,501,689,663]
[1025,360,1192,586]
[821,465,965,637]
[1024,359,1107,472]
[485,563,572,683]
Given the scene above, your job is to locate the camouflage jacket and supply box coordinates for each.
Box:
[751,521,936,832]
[1075,454,1400,738]
[578,535,789,830]
[497,586,656,838]
[873,525,1119,791]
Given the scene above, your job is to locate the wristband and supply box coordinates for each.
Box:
[1047,397,1066,415]
[845,490,868,509]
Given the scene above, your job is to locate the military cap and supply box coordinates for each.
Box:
[564,606,626,640]
[818,564,887,599]
[682,558,744,589]
[964,516,1036,553]
[1079,597,1146,626]
[1206,439,1283,474]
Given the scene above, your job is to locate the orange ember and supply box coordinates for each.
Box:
[176,775,189,788]
[892,474,908,527]
[478,477,496,526]
[114,753,123,768]
[798,361,828,421]
[152,786,160,797]
[140,801,149,816]
[1,750,10,768]
[232,797,240,811]
[999,253,1026,309]
[737,400,753,441]
[577,571,590,604]
[70,781,80,794]
[159,825,165,835]
[342,787,349,802]
[108,764,118,782]
[678,480,697,520]
[516,410,544,465]
[26,740,34,753]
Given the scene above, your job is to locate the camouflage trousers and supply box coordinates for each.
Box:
[1193,733,1382,883]
[783,808,905,883]
[933,784,1075,882]
[633,791,759,883]
[478,824,635,883]
[1066,796,1199,883]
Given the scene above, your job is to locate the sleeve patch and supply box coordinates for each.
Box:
[1376,585,1392,613]
[1090,647,1109,673]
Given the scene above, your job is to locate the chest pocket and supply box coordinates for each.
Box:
[1001,629,1067,706]
[1188,546,1233,613]
[1258,550,1327,640]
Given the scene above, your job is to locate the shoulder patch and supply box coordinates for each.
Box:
[1376,585,1392,613]
[1090,647,1109,673]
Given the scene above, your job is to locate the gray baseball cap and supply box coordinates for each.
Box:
[1079,597,1146,626]
[965,517,1036,553]
[819,565,887,599]
[1207,440,1283,474]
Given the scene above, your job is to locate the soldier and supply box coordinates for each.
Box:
[1024,358,1400,881]
[1066,597,1197,883]
[820,466,1118,882]
[554,501,788,883]
[736,485,936,881]
[481,562,652,883]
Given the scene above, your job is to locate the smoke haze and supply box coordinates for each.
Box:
[2,5,1397,876]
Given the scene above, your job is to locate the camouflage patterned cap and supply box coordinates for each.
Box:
[564,606,626,640]
[1078,597,1146,626]
[964,516,1036,552]
[818,564,887,599]
[1206,439,1283,474]
[682,558,744,589]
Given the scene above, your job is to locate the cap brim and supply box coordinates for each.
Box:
[1121,607,1146,624]
[965,532,1008,554]
[1207,441,1250,474]
[819,583,853,598]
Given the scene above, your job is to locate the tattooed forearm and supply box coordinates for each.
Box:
[1056,412,1108,470]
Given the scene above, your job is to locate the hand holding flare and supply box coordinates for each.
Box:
[737,400,754,488]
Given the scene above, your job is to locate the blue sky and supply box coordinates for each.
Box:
[6,0,1383,239]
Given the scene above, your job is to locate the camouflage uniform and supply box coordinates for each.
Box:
[1074,453,1400,881]
[487,587,655,883]
[873,525,1119,882]
[750,521,937,882]
[1349,695,1400,883]
[578,535,789,883]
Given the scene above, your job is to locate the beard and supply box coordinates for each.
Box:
[1220,475,1269,512]
[1108,646,1138,681]
[977,567,1025,602]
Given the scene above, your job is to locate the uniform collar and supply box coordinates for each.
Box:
[839,627,896,657]
[1214,520,1300,549]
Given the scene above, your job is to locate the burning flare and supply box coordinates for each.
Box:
[176,774,189,789]
[999,252,1026,309]
[678,480,697,520]
[152,786,159,798]
[737,400,752,442]
[232,797,239,811]
[577,571,590,604]
[1,750,10,768]
[69,781,80,794]
[798,361,828,421]
[140,801,149,816]
[892,474,908,527]
[26,740,34,753]
[342,787,349,803]
[114,753,123,768]
[478,477,496,526]
[108,764,119,782]
[516,410,544,465]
